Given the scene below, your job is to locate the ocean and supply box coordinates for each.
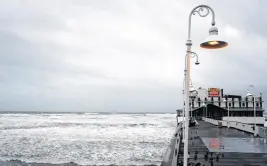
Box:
[0,113,176,166]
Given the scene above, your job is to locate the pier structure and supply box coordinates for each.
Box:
[162,87,267,166]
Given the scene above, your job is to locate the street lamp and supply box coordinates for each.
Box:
[189,83,197,118]
[183,5,228,166]
[182,54,198,143]
[202,103,207,118]
[182,77,197,143]
[223,98,230,128]
[246,85,257,136]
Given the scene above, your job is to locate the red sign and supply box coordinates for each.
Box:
[208,88,220,97]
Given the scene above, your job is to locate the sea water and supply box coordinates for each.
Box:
[0,113,176,166]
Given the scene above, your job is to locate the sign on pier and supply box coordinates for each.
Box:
[208,88,221,97]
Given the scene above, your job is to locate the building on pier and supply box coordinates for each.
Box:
[187,87,265,125]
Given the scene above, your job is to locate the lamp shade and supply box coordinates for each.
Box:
[189,85,196,93]
[246,92,253,97]
[200,26,228,49]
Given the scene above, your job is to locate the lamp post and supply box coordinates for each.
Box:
[182,77,198,143]
[189,80,197,118]
[223,98,230,128]
[183,5,228,166]
[182,57,198,143]
[202,103,207,118]
[246,85,257,136]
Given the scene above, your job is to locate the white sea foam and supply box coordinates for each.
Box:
[0,113,176,166]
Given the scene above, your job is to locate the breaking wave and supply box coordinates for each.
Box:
[0,160,159,166]
[0,113,176,166]
[0,122,161,130]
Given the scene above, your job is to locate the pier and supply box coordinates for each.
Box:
[162,119,267,166]
[161,85,267,166]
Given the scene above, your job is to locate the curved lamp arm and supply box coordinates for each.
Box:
[190,52,199,63]
[188,5,215,40]
[184,52,199,70]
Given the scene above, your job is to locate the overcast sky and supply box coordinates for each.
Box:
[0,0,266,112]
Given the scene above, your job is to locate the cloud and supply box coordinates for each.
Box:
[0,0,266,112]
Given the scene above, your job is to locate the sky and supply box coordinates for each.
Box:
[0,0,266,112]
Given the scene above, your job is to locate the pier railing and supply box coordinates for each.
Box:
[258,127,267,139]
[161,122,183,166]
[203,117,267,139]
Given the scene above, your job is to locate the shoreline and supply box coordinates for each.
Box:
[0,111,176,114]
[0,160,159,166]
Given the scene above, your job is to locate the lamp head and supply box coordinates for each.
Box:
[200,26,228,49]
[246,91,253,97]
[195,60,200,65]
[189,85,196,93]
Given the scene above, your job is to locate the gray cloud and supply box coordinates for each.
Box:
[0,0,266,112]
